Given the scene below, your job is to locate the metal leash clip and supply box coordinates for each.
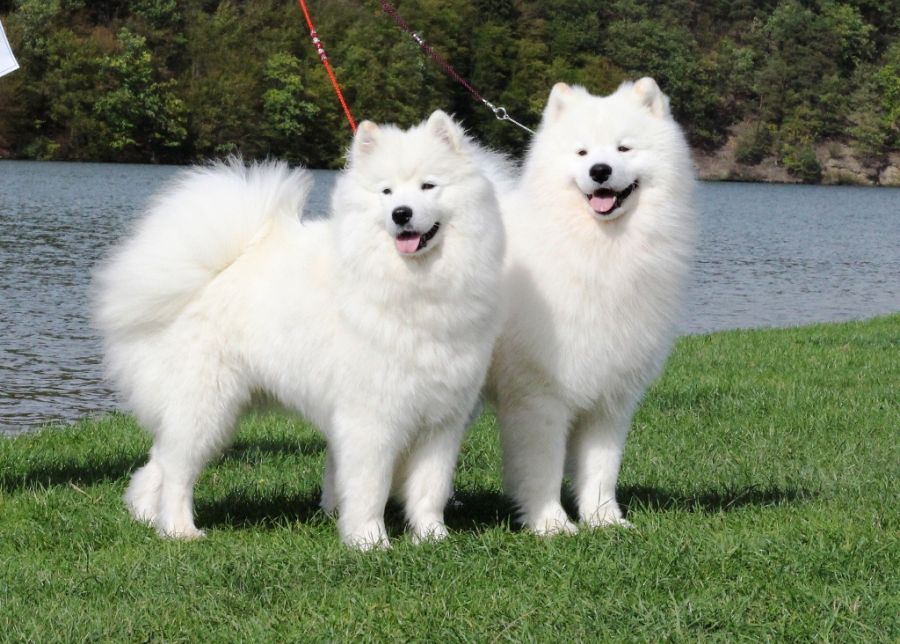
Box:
[484,100,535,135]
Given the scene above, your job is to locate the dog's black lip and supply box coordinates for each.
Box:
[396,221,440,252]
[420,221,440,244]
[585,180,639,216]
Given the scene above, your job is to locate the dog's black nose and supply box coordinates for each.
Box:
[589,163,612,184]
[392,206,413,226]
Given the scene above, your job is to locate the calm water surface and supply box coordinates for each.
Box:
[1,161,898,433]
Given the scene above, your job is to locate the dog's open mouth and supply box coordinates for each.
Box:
[395,222,441,255]
[586,181,639,217]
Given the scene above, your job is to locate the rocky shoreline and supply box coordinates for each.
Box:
[694,132,900,187]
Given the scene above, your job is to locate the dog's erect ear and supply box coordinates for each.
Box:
[543,82,573,123]
[427,110,464,152]
[632,77,670,118]
[350,120,380,160]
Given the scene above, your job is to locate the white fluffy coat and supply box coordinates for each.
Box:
[95,111,505,548]
[486,79,696,533]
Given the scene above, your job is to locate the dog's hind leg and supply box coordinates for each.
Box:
[124,455,163,525]
[498,394,577,536]
[152,436,210,540]
[319,447,337,515]
[148,362,245,540]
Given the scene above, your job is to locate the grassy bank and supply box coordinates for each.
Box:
[2,316,897,641]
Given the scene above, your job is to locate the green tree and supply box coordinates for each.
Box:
[603,14,726,147]
[93,28,187,160]
[125,0,186,71]
[849,40,900,158]
[261,52,318,162]
[179,1,267,158]
[822,1,875,71]
[0,0,897,171]
[40,27,111,158]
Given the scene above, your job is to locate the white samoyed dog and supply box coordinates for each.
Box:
[94,111,505,549]
[486,78,696,534]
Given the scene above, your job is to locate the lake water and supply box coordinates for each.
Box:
[1,161,898,434]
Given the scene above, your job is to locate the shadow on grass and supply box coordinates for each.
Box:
[223,434,326,460]
[445,489,517,532]
[0,435,325,494]
[192,487,519,535]
[440,484,812,533]
[3,442,810,534]
[192,483,811,534]
[197,489,326,530]
[620,484,812,515]
[0,454,144,493]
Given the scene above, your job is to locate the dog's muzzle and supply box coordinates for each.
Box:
[395,221,441,255]
[586,180,639,217]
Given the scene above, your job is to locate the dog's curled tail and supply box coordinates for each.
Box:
[93,159,312,340]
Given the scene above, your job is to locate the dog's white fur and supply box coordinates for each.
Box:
[486,78,696,534]
[94,111,505,549]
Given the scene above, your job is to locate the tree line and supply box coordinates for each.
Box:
[0,0,897,180]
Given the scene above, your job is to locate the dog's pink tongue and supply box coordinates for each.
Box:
[590,194,617,214]
[396,235,421,254]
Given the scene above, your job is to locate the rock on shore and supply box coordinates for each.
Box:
[693,124,900,186]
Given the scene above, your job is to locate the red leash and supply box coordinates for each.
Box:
[297,0,357,132]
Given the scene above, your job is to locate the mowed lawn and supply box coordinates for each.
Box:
[1,316,897,641]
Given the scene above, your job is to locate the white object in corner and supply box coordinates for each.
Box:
[0,19,19,78]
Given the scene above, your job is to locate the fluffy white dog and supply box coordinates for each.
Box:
[486,78,696,534]
[94,111,505,548]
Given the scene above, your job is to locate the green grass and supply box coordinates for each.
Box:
[2,316,898,641]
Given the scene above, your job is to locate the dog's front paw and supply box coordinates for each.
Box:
[342,519,391,551]
[410,521,449,545]
[580,503,633,529]
[157,522,206,540]
[527,505,578,536]
[584,515,634,529]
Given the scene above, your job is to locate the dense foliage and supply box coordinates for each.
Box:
[0,0,897,172]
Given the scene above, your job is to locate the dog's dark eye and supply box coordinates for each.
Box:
[382,188,392,195]
[618,145,632,153]
[577,149,588,156]
[421,182,435,191]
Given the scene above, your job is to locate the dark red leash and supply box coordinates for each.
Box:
[376,0,534,134]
